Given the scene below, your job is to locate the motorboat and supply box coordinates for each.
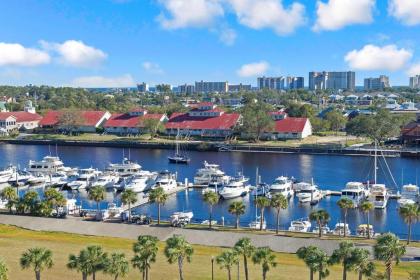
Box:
[219,174,250,199]
[28,156,73,175]
[369,184,389,209]
[397,184,419,207]
[193,161,229,185]
[288,219,311,232]
[8,169,32,185]
[46,172,69,186]
[341,182,369,208]
[201,220,218,226]
[154,170,178,192]
[0,166,14,184]
[106,158,141,177]
[201,178,226,194]
[332,223,351,236]
[93,173,120,189]
[170,211,193,227]
[269,176,294,198]
[27,174,48,185]
[253,183,271,197]
[67,168,101,190]
[356,224,375,238]
[249,217,267,230]
[311,225,331,235]
[124,171,157,193]
[296,182,322,204]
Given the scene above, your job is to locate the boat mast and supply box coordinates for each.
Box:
[176,129,180,155]
[374,140,377,185]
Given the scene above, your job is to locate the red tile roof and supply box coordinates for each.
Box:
[104,113,165,128]
[269,111,286,116]
[0,112,42,122]
[274,117,308,133]
[166,112,240,130]
[39,110,108,127]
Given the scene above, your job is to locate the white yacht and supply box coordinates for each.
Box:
[28,156,72,175]
[249,217,267,230]
[7,169,32,185]
[67,168,101,190]
[106,158,141,177]
[296,182,322,204]
[94,173,120,189]
[311,225,331,235]
[27,174,48,185]
[332,223,351,236]
[46,172,68,186]
[0,166,14,184]
[341,182,369,208]
[154,170,178,192]
[356,224,375,238]
[369,184,389,209]
[219,175,250,199]
[193,161,229,185]
[288,219,311,232]
[124,171,157,193]
[269,176,294,198]
[397,184,419,207]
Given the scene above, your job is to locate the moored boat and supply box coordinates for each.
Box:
[219,174,250,199]
[397,184,419,207]
[269,176,294,198]
[288,219,311,232]
[341,182,369,208]
[296,182,322,204]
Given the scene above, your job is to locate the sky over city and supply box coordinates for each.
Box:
[1,0,420,87]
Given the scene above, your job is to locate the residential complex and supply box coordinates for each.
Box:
[309,71,355,91]
[137,82,149,93]
[286,77,304,90]
[258,76,304,90]
[410,75,420,89]
[195,81,228,93]
[364,75,390,90]
[228,83,252,92]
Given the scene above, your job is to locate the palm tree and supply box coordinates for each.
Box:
[20,247,54,280]
[132,235,159,280]
[329,241,355,280]
[73,245,108,280]
[252,247,277,280]
[399,204,419,244]
[233,237,255,280]
[228,201,246,229]
[44,188,66,216]
[88,186,105,211]
[297,246,320,280]
[374,233,406,280]
[149,187,168,225]
[216,250,239,280]
[360,201,374,239]
[67,251,90,280]
[0,186,17,213]
[164,235,194,280]
[255,196,270,231]
[202,191,219,229]
[309,209,330,238]
[270,193,288,234]
[348,248,375,280]
[0,259,8,280]
[121,189,138,222]
[312,249,330,280]
[22,190,39,214]
[337,198,354,237]
[105,253,129,280]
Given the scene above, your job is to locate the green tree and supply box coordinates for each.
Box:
[142,118,165,139]
[23,190,40,214]
[329,241,355,280]
[312,248,330,280]
[228,201,246,229]
[234,238,255,280]
[148,187,168,225]
[216,250,239,280]
[241,102,274,142]
[164,235,194,280]
[270,193,288,234]
[121,189,137,222]
[252,247,277,280]
[325,110,346,134]
[398,204,420,244]
[132,235,159,280]
[44,188,66,216]
[360,202,374,239]
[255,197,270,231]
[202,191,219,229]
[0,259,8,280]
[349,248,375,280]
[0,186,17,213]
[88,186,105,212]
[20,247,54,280]
[337,198,354,237]
[297,246,321,280]
[409,272,420,280]
[374,233,406,280]
[309,209,330,238]
[67,251,91,280]
[57,109,85,135]
[104,253,129,280]
[80,245,108,280]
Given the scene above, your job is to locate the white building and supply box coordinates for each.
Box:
[410,75,420,89]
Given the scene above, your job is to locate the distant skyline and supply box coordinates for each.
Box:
[1,0,420,87]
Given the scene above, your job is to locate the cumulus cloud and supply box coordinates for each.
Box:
[71,74,135,88]
[41,40,107,68]
[407,63,420,77]
[389,0,420,26]
[0,42,50,67]
[228,0,306,35]
[313,0,375,31]
[142,61,164,74]
[218,27,237,46]
[157,0,224,29]
[237,61,269,77]
[345,44,412,71]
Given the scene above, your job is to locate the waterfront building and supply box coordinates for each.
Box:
[228,83,252,92]
[364,75,390,90]
[195,81,228,93]
[0,100,42,131]
[0,114,17,135]
[309,71,355,91]
[178,84,195,95]
[257,76,285,90]
[410,75,420,89]
[286,76,304,89]
[137,82,149,93]
[262,112,312,140]
[401,113,420,145]
[104,108,167,135]
[165,102,241,138]
[220,98,243,108]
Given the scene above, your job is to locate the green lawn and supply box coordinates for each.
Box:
[0,225,417,280]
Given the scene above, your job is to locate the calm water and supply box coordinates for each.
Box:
[1,144,419,240]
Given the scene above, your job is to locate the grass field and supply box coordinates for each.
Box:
[0,225,418,280]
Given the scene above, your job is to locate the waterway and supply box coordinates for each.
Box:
[0,143,419,240]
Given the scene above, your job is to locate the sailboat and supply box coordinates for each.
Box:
[249,167,267,230]
[368,140,391,209]
[168,130,190,164]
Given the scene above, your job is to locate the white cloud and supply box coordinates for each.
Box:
[389,0,420,26]
[0,43,50,67]
[218,27,237,46]
[313,0,375,31]
[237,61,269,77]
[344,44,412,71]
[71,74,135,88]
[407,63,420,77]
[227,0,306,35]
[157,0,224,29]
[41,40,107,68]
[142,61,164,74]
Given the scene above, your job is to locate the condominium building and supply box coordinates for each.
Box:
[137,82,149,93]
[309,71,355,91]
[410,75,420,89]
[178,84,195,95]
[228,83,252,92]
[258,76,285,90]
[364,75,390,90]
[286,77,304,89]
[195,81,228,93]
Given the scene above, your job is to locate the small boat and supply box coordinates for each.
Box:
[341,182,370,208]
[28,155,73,175]
[288,219,311,232]
[397,184,419,207]
[154,170,178,192]
[27,174,48,185]
[253,183,270,197]
[312,225,331,235]
[356,224,375,238]
[332,223,351,236]
[0,166,15,184]
[369,184,389,209]
[201,220,218,226]
[8,169,32,185]
[67,168,101,190]
[249,217,267,230]
[296,182,322,204]
[219,174,250,199]
[124,171,157,193]
[168,131,190,164]
[269,176,294,198]
[93,173,120,189]
[46,172,69,186]
[193,161,229,185]
[170,211,193,227]
[106,158,141,177]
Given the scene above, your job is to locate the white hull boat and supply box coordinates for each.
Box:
[269,176,294,198]
[296,182,322,204]
[397,184,419,208]
[154,171,178,192]
[219,175,250,199]
[332,223,351,236]
[288,219,311,232]
[369,184,389,209]
[341,182,369,208]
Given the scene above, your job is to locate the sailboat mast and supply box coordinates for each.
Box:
[374,140,377,184]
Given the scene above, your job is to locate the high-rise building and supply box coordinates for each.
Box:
[309,71,355,91]
[137,82,149,93]
[410,75,420,89]
[364,75,390,90]
[194,81,228,93]
[257,76,285,90]
[286,77,304,89]
[228,83,252,92]
[178,84,195,95]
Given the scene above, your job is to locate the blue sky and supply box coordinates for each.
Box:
[0,0,420,87]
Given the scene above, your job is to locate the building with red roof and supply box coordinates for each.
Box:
[401,113,420,145]
[0,111,43,131]
[165,103,241,138]
[263,112,312,140]
[104,109,168,135]
[39,110,111,132]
